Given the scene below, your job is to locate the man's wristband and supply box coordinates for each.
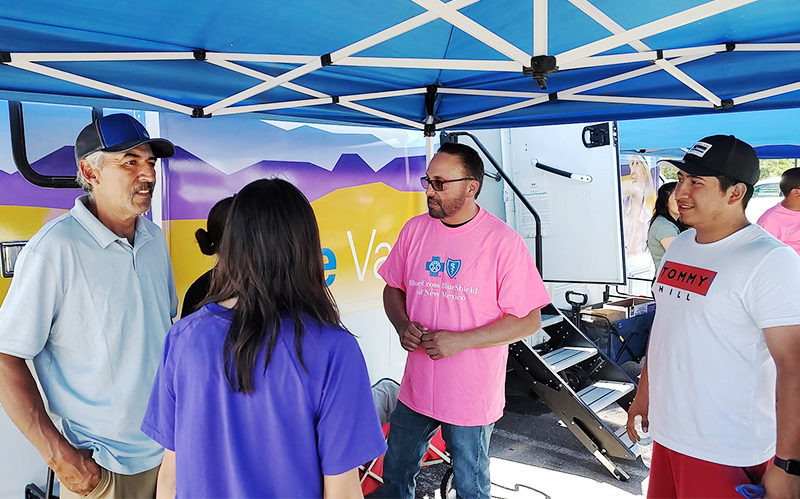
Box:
[773,456,800,476]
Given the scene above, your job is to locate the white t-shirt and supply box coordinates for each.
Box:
[648,224,800,466]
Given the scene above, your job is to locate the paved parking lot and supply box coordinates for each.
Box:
[384,361,648,499]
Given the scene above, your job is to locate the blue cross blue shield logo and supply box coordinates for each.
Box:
[445,258,462,278]
[425,256,443,277]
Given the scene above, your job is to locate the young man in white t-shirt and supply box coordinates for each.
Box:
[625,135,800,499]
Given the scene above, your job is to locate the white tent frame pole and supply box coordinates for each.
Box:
[437,95,550,129]
[7,61,194,115]
[205,53,316,64]
[563,54,708,96]
[559,45,727,69]
[439,54,708,129]
[213,97,330,115]
[556,0,757,66]
[438,88,545,98]
[652,59,721,105]
[339,102,426,130]
[341,88,428,102]
[12,42,738,71]
[13,45,736,73]
[202,0,481,115]
[426,135,436,164]
[14,52,196,62]
[563,94,715,108]
[734,81,800,105]
[210,60,427,101]
[409,0,530,65]
[533,0,547,56]
[337,57,519,71]
[215,94,424,130]
[568,0,722,106]
[206,60,329,98]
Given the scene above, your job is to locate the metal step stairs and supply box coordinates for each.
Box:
[508,304,639,480]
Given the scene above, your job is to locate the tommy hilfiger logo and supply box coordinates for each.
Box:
[656,261,717,296]
[425,256,462,278]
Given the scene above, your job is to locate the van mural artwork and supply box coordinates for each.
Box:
[0,104,428,381]
[620,154,657,259]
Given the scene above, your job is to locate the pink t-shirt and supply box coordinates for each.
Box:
[757,202,800,257]
[379,208,549,426]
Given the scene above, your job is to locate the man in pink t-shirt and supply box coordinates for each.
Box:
[377,142,549,499]
[757,167,800,257]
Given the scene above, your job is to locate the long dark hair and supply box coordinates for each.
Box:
[205,178,341,393]
[649,182,688,231]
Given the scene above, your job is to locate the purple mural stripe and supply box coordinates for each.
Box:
[166,146,426,220]
[31,146,80,176]
[0,145,80,209]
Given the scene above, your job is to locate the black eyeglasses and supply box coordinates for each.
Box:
[420,176,475,191]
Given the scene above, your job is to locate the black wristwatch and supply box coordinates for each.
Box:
[774,457,800,476]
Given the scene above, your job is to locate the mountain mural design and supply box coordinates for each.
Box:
[0,146,82,209]
[0,145,426,219]
[166,146,426,220]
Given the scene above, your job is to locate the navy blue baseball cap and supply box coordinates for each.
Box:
[74,114,175,162]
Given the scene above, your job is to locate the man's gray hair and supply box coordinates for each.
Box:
[76,151,105,194]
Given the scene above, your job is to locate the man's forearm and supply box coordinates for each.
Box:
[0,353,71,467]
[460,309,542,350]
[775,363,800,460]
[765,325,800,461]
[383,285,410,334]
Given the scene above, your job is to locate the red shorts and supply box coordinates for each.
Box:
[648,441,769,499]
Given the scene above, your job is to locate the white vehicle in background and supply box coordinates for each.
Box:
[747,177,782,223]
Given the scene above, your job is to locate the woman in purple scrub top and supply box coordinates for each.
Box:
[142,179,386,499]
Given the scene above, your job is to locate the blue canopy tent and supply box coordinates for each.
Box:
[754,145,800,159]
[0,0,799,131]
[618,107,800,158]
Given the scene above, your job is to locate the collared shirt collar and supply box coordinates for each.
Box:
[70,195,151,249]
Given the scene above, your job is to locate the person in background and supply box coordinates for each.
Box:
[647,182,688,270]
[142,178,386,499]
[0,114,177,498]
[623,155,656,256]
[181,196,234,318]
[757,167,800,257]
[626,135,800,499]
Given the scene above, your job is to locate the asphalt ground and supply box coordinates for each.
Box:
[371,359,648,499]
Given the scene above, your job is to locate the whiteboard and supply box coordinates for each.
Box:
[502,122,625,284]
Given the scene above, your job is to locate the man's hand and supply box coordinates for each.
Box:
[763,462,800,499]
[51,446,102,495]
[421,330,467,360]
[400,322,427,352]
[625,393,649,444]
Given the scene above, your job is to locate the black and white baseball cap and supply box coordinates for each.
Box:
[661,135,759,186]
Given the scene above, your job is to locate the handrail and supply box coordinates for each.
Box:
[8,101,101,189]
[440,130,543,274]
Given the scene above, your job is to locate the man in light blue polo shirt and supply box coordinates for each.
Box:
[0,114,177,499]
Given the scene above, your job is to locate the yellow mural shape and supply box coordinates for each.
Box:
[169,182,426,315]
[0,206,69,300]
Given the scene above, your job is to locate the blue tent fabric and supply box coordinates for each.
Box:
[754,145,800,159]
[619,108,800,153]
[1,1,800,129]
